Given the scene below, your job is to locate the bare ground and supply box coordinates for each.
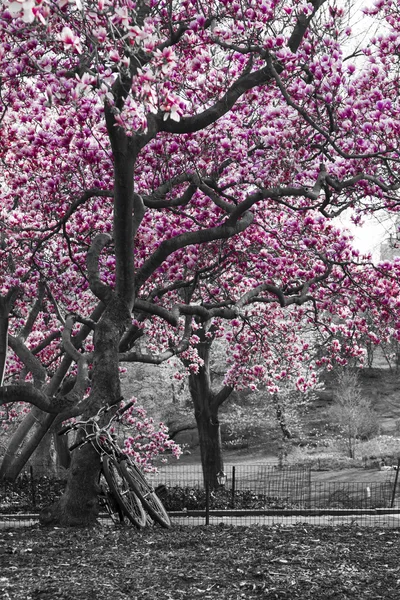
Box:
[1,523,400,599]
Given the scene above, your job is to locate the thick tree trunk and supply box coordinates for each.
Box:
[39,442,101,527]
[187,328,233,489]
[194,405,224,489]
[39,296,131,526]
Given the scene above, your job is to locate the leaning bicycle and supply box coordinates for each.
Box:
[58,399,171,528]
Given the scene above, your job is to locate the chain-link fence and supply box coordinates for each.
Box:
[1,463,400,528]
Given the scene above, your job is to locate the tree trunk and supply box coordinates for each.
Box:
[53,431,71,472]
[186,328,233,489]
[39,442,101,527]
[194,404,224,489]
[272,393,293,440]
[39,296,131,526]
[28,431,56,477]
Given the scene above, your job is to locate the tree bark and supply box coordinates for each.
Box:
[194,402,224,489]
[28,431,57,477]
[39,295,131,526]
[272,394,293,440]
[39,441,101,527]
[2,413,56,480]
[187,329,233,489]
[0,410,39,479]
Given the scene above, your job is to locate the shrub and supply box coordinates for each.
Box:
[161,486,301,511]
[287,443,365,470]
[357,436,400,463]
[0,475,66,513]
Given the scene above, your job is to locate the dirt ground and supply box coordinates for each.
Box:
[2,524,400,599]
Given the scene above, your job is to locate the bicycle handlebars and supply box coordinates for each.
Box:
[57,397,134,438]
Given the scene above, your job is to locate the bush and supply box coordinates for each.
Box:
[357,436,400,463]
[0,474,66,514]
[222,437,249,450]
[287,445,365,470]
[161,486,300,511]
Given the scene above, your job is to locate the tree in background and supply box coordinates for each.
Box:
[0,0,400,523]
[328,370,379,458]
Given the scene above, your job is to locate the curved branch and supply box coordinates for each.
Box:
[86,233,113,303]
[237,283,286,309]
[8,334,47,388]
[156,63,275,135]
[62,314,86,363]
[61,356,90,408]
[0,384,58,413]
[144,182,198,210]
[134,299,179,326]
[135,210,253,290]
[45,302,104,397]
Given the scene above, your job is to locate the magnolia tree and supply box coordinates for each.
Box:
[0,0,400,524]
[167,212,370,486]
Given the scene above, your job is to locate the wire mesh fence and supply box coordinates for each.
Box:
[1,463,399,528]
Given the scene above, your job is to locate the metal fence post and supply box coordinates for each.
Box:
[30,465,36,507]
[390,458,400,508]
[231,466,236,509]
[205,481,210,525]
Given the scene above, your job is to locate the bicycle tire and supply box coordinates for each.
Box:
[102,456,147,528]
[119,460,171,528]
[98,474,124,524]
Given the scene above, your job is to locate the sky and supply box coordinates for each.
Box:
[346,217,394,261]
[333,0,393,262]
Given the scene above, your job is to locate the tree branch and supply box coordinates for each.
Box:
[135,211,253,290]
[156,64,275,135]
[0,384,58,413]
[0,287,21,386]
[8,334,47,388]
[86,233,113,303]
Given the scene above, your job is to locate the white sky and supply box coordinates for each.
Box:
[336,213,397,262]
[333,1,392,262]
[349,219,392,260]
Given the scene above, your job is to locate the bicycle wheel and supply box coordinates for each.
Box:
[102,456,147,528]
[119,460,171,528]
[98,474,124,524]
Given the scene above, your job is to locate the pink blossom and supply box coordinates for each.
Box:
[59,26,83,54]
[7,0,36,23]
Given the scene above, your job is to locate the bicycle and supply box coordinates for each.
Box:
[58,399,171,528]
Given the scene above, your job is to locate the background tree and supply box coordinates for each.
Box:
[328,369,379,458]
